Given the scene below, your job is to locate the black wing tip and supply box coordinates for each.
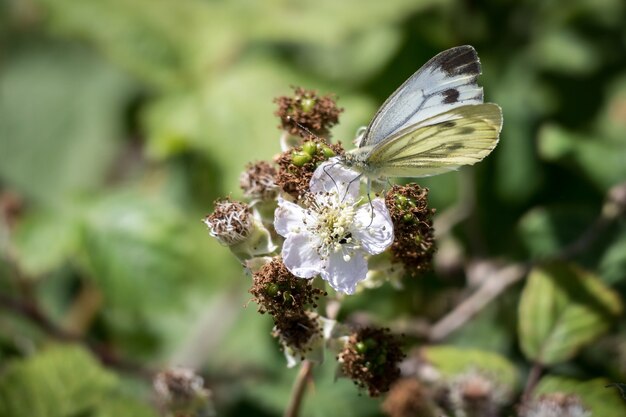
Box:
[434,45,481,77]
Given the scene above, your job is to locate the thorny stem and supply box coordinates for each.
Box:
[284,360,314,417]
[428,184,624,341]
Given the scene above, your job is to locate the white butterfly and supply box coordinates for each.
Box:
[341,45,502,181]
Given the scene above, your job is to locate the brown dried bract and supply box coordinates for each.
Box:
[273,311,322,355]
[275,137,344,199]
[203,199,253,246]
[382,378,438,417]
[385,184,436,276]
[250,257,326,319]
[274,86,343,137]
[518,393,590,417]
[339,327,405,397]
[240,161,279,201]
[153,367,211,414]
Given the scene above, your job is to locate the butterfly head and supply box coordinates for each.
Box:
[341,147,378,178]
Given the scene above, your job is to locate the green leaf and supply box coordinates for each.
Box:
[492,58,551,202]
[538,123,626,191]
[599,229,626,284]
[517,206,596,259]
[0,41,133,206]
[595,74,626,143]
[77,191,223,310]
[93,396,159,417]
[530,29,600,75]
[143,56,375,194]
[422,345,519,392]
[11,209,81,276]
[518,263,623,365]
[535,376,626,417]
[0,344,117,417]
[296,25,402,85]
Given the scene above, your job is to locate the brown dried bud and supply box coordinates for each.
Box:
[153,367,212,416]
[250,257,326,319]
[203,199,253,246]
[274,87,343,138]
[275,137,344,199]
[338,327,405,397]
[449,371,507,417]
[519,393,590,417]
[240,161,279,201]
[273,311,323,357]
[385,184,436,276]
[382,378,440,417]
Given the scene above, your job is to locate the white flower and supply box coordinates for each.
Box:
[274,161,394,294]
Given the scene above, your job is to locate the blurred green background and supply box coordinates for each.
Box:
[1,0,626,416]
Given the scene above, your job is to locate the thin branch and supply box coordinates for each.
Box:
[522,362,543,401]
[429,263,528,342]
[284,360,313,417]
[428,184,625,342]
[0,293,153,379]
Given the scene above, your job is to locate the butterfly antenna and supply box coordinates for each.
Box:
[322,161,340,194]
[286,116,323,141]
[342,172,363,203]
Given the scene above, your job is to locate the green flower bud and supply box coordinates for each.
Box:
[395,195,409,206]
[320,145,336,158]
[364,338,377,349]
[301,97,316,113]
[266,283,280,297]
[292,151,312,166]
[302,141,317,156]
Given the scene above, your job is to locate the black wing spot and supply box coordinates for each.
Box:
[443,88,460,104]
[458,127,475,135]
[436,46,481,76]
[447,143,463,151]
[441,121,456,128]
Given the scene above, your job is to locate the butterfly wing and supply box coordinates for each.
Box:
[360,45,484,148]
[363,103,502,178]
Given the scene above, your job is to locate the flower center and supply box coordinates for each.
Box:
[308,193,360,260]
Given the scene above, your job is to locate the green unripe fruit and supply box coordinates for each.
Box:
[395,195,408,207]
[292,151,312,166]
[355,342,367,354]
[320,145,335,158]
[266,283,279,297]
[402,213,414,223]
[302,141,317,156]
[301,97,316,113]
[364,338,377,349]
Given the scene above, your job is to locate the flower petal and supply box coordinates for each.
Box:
[310,160,361,202]
[281,233,324,278]
[353,198,394,254]
[320,251,368,294]
[274,197,308,237]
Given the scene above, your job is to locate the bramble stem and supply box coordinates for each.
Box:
[284,361,314,417]
[522,362,543,401]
